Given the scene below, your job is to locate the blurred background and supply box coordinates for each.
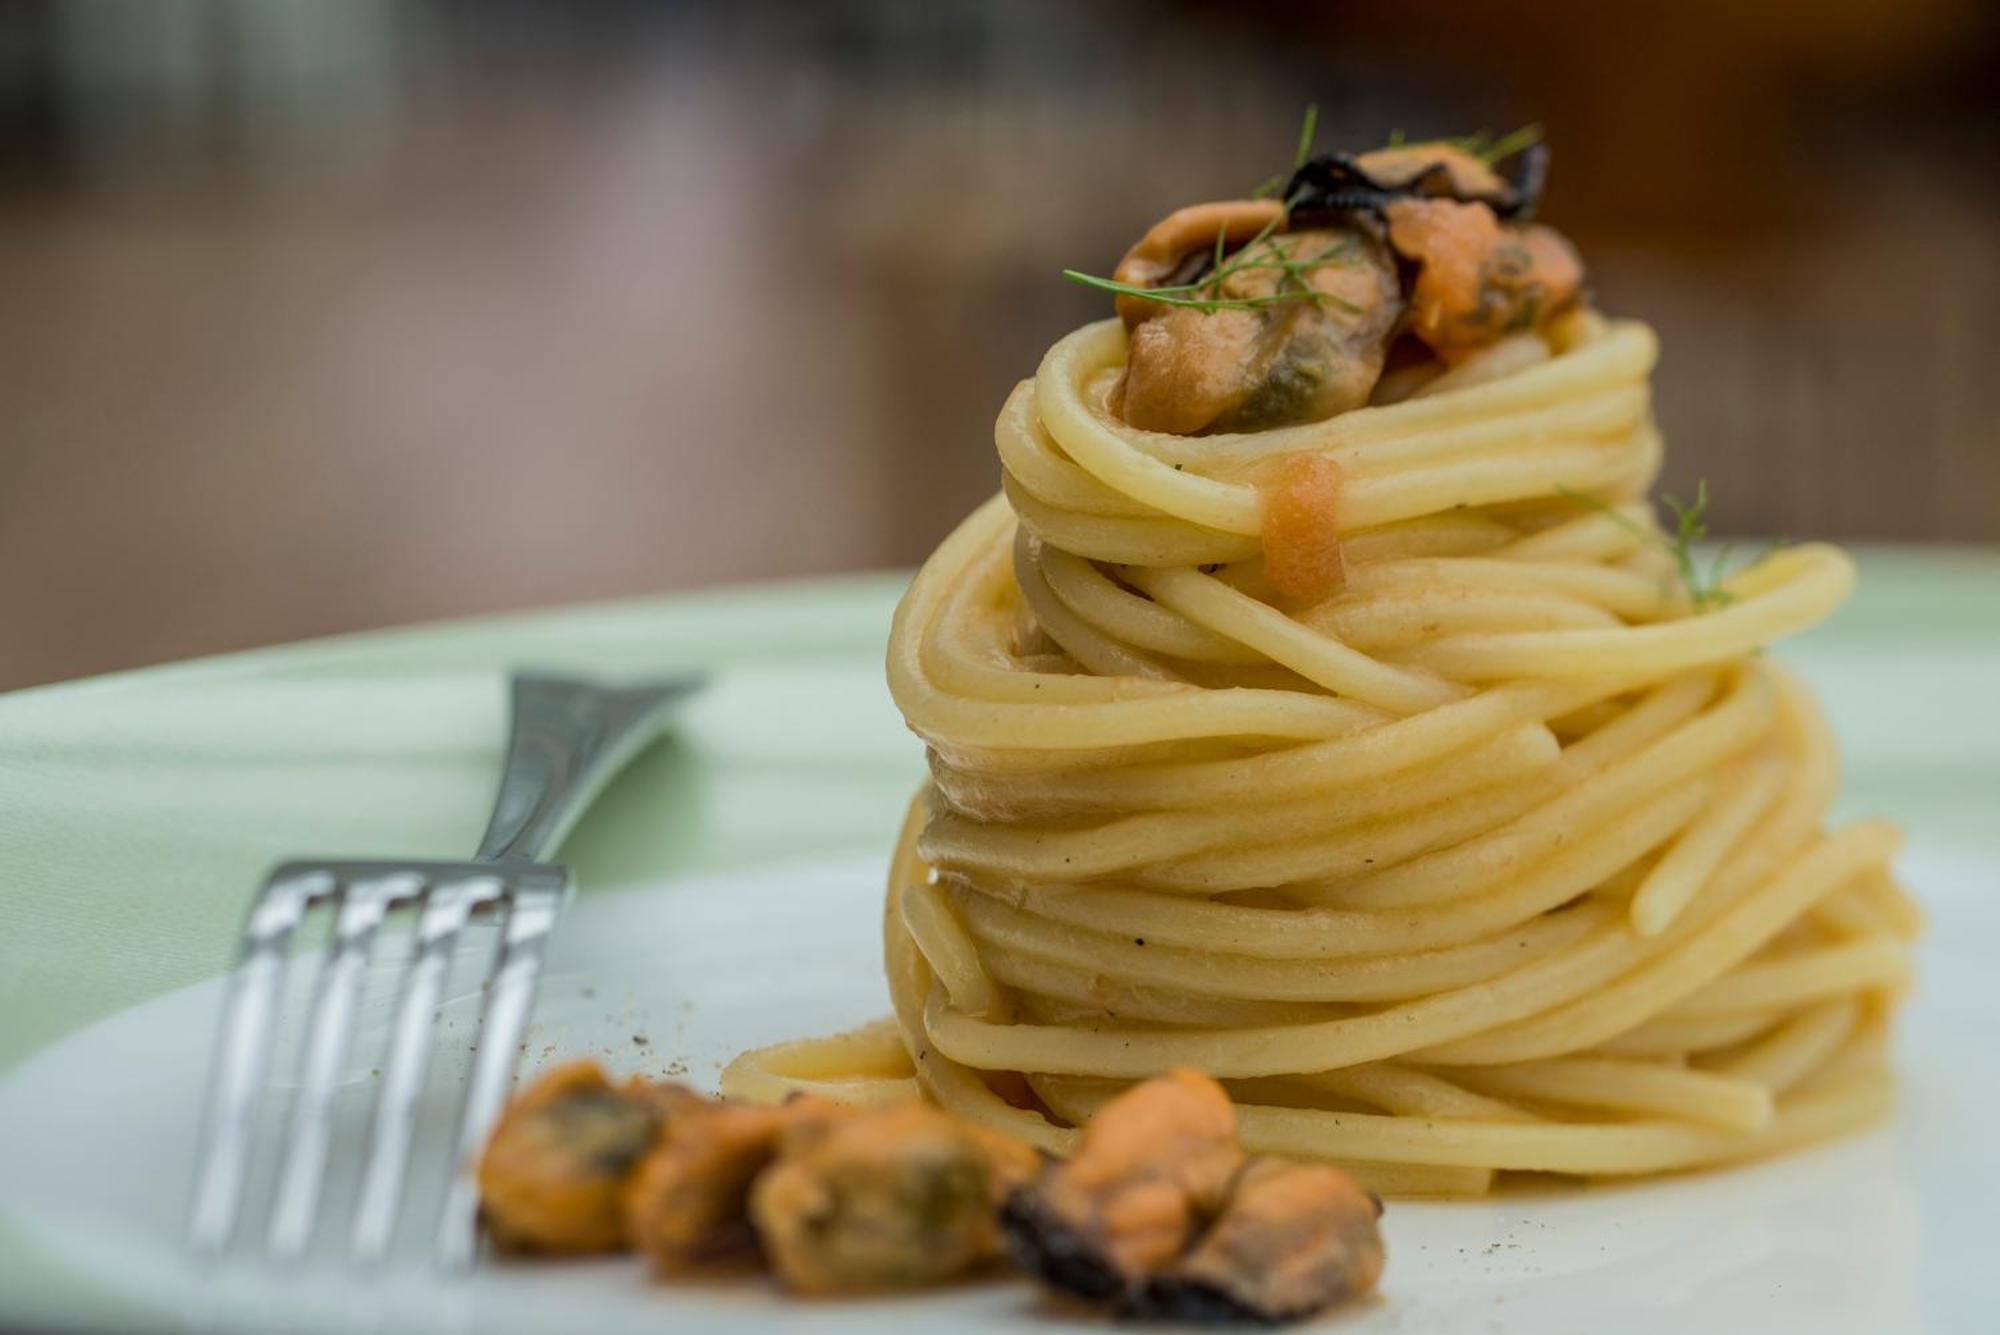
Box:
[2,0,1995,692]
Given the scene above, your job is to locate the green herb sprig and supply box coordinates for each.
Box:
[1067,105,1367,315]
[1450,123,1544,165]
[1380,122,1541,164]
[1060,234,1363,314]
[1664,483,1741,613]
[1250,102,1321,200]
[1559,480,1766,614]
[1066,109,1548,316]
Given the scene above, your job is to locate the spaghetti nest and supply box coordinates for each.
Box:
[725,311,1917,1197]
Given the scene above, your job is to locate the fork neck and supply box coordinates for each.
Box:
[473,674,694,864]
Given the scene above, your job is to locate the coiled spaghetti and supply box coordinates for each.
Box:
[725,310,1917,1196]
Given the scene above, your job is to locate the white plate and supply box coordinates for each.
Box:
[0,844,1992,1335]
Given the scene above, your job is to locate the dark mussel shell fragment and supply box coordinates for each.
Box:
[1120,1158,1386,1326]
[997,1069,1245,1302]
[1123,1275,1282,1326]
[1283,141,1548,224]
[997,1187,1131,1302]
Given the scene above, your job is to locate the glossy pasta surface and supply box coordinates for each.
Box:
[728,313,1914,1195]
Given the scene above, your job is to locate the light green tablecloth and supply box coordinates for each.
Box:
[3,555,1999,1076]
[0,573,926,1077]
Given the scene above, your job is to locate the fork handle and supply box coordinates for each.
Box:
[472,672,701,864]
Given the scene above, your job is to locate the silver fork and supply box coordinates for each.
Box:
[186,671,701,1268]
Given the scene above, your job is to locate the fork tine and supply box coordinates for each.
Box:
[435,873,568,1269]
[267,870,422,1261]
[188,866,337,1257]
[190,674,699,1269]
[348,874,503,1264]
